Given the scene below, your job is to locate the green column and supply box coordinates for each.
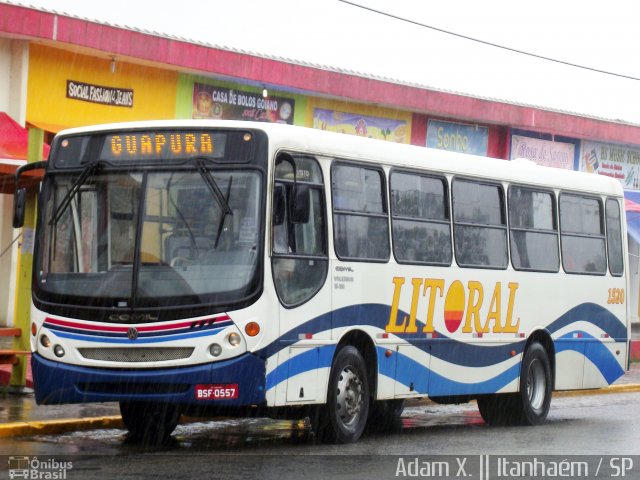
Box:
[10,127,43,388]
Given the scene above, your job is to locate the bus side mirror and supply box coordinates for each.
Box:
[273,185,286,226]
[290,184,310,224]
[13,188,26,228]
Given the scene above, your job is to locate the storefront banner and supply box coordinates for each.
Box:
[313,109,408,143]
[581,140,640,190]
[67,80,134,108]
[427,120,488,156]
[193,83,294,124]
[510,135,574,169]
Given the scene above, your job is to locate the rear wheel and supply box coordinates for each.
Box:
[316,346,370,443]
[477,341,552,426]
[119,401,182,444]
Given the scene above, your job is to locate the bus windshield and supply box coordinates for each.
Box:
[36,166,262,313]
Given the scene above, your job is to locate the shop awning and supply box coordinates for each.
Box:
[624,190,640,243]
[0,113,48,194]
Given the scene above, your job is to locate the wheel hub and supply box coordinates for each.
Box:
[336,367,364,426]
[526,358,546,411]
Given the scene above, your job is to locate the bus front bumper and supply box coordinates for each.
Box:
[31,352,266,406]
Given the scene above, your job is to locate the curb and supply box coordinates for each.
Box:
[1,383,639,438]
[0,416,123,438]
[553,383,640,397]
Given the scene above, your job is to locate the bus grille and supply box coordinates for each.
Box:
[78,347,194,363]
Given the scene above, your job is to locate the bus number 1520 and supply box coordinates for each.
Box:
[607,288,625,305]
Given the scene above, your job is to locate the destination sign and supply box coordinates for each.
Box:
[101,131,227,161]
[54,129,256,168]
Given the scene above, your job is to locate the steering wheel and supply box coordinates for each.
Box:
[170,256,192,267]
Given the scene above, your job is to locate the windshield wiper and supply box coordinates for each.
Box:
[49,162,103,226]
[193,159,233,249]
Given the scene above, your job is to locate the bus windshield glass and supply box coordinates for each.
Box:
[36,167,262,311]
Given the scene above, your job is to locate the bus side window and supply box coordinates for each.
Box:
[606,198,624,276]
[390,170,451,265]
[452,179,508,269]
[508,187,559,273]
[559,193,606,275]
[332,163,389,262]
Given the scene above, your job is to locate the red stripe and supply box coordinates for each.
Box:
[45,318,126,332]
[44,314,232,333]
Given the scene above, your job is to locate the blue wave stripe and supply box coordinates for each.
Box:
[265,345,335,391]
[555,331,625,384]
[53,327,227,344]
[266,332,625,395]
[257,304,526,367]
[546,303,627,340]
[258,303,626,369]
[380,346,521,396]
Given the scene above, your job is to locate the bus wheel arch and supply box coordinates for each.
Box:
[314,330,376,443]
[477,332,554,427]
[335,329,378,399]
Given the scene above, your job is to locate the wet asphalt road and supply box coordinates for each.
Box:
[1,392,639,479]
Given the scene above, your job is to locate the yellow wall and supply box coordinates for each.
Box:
[27,45,177,131]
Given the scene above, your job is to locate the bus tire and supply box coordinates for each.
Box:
[316,345,370,443]
[120,401,182,444]
[477,342,552,426]
[515,341,552,425]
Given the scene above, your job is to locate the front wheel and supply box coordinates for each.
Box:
[477,341,552,426]
[316,345,370,443]
[120,401,182,444]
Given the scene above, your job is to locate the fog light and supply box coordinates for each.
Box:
[53,345,65,358]
[227,332,241,347]
[40,335,51,348]
[209,343,222,357]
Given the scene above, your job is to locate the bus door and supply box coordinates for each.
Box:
[272,154,330,404]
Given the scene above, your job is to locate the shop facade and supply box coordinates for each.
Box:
[2,2,640,326]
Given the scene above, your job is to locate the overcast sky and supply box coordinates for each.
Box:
[11,0,640,126]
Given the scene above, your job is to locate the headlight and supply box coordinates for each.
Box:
[53,345,65,358]
[227,332,241,347]
[40,335,51,348]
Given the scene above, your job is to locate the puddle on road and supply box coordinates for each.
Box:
[26,403,488,452]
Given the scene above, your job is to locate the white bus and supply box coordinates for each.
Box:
[15,120,630,444]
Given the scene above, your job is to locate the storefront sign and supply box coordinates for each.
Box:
[510,135,574,169]
[581,140,640,190]
[193,83,294,124]
[66,80,134,107]
[313,109,408,143]
[427,120,488,156]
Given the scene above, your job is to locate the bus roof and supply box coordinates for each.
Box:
[55,119,623,198]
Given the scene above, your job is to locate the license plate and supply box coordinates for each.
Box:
[195,384,239,400]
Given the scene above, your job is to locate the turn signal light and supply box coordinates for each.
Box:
[245,322,260,337]
[31,323,37,336]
